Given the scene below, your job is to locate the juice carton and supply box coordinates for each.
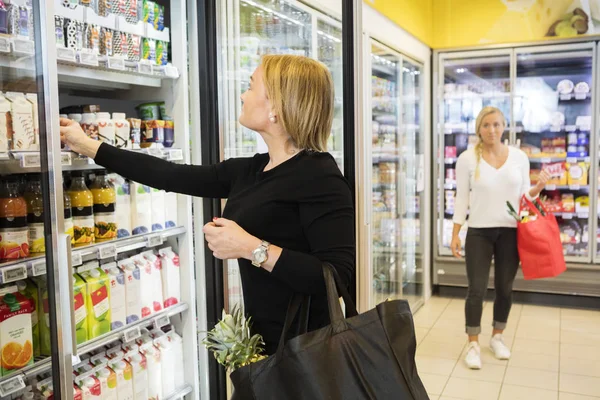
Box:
[106,345,126,360]
[141,251,164,312]
[75,372,102,399]
[74,383,83,400]
[25,93,39,149]
[73,274,88,345]
[132,255,155,317]
[167,330,185,389]
[101,263,126,330]
[0,92,11,152]
[130,182,152,235]
[164,192,178,228]
[138,337,162,399]
[5,92,36,151]
[158,247,180,308]
[150,188,165,231]
[108,174,132,238]
[31,276,51,356]
[16,280,39,357]
[79,268,112,339]
[108,357,134,400]
[124,347,148,400]
[0,292,34,376]
[94,361,118,400]
[119,258,141,324]
[154,335,175,397]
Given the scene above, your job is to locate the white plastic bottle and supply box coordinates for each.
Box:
[96,112,115,145]
[112,112,130,148]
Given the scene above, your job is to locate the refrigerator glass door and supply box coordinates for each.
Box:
[515,48,594,260]
[438,55,511,256]
[371,43,403,306]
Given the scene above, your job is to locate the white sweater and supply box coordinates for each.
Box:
[453,147,532,228]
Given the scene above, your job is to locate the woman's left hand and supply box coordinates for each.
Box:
[203,218,260,260]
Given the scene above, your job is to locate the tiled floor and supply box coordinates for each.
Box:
[413,296,600,400]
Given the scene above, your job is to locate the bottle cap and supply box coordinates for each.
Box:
[112,112,126,120]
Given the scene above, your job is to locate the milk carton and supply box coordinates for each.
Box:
[0,93,11,152]
[164,192,178,228]
[5,92,36,150]
[0,292,34,376]
[132,255,155,317]
[108,174,132,238]
[158,247,180,308]
[79,268,112,339]
[73,274,88,345]
[94,361,118,400]
[16,280,40,357]
[119,258,141,324]
[141,251,164,312]
[154,335,175,396]
[138,337,162,399]
[130,182,152,235]
[124,347,148,400]
[31,276,51,356]
[108,358,134,400]
[101,263,126,330]
[167,330,185,389]
[76,373,102,400]
[150,188,165,231]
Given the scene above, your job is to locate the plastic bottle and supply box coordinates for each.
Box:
[0,178,29,261]
[64,177,74,245]
[90,171,117,242]
[112,112,130,148]
[23,175,45,254]
[69,172,95,246]
[96,112,115,146]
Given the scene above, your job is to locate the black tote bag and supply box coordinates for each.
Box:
[230,263,429,400]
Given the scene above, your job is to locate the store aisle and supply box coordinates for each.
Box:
[413,297,600,400]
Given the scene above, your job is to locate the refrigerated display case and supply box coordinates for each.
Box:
[0,1,204,398]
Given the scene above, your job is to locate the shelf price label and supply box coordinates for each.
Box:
[12,38,34,55]
[98,244,117,260]
[165,65,179,79]
[578,213,589,219]
[562,213,573,219]
[154,315,170,330]
[28,260,46,277]
[71,251,83,267]
[167,149,183,161]
[57,47,76,62]
[2,264,27,284]
[137,62,153,75]
[18,153,40,168]
[146,234,164,248]
[545,184,557,191]
[0,374,25,396]
[79,51,99,67]
[108,56,126,70]
[575,92,588,100]
[61,152,72,166]
[569,185,581,190]
[123,326,141,343]
[566,157,577,163]
[149,148,163,158]
[0,37,10,53]
[540,158,551,163]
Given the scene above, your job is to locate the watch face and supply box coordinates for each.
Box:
[253,248,267,264]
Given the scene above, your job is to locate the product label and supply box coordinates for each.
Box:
[65,217,75,244]
[73,214,95,246]
[28,223,45,253]
[94,203,117,240]
[0,227,29,261]
[92,287,110,319]
[74,292,87,325]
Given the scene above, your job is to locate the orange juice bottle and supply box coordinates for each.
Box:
[64,177,74,245]
[90,171,117,242]
[69,173,95,247]
[0,178,29,261]
[23,175,45,255]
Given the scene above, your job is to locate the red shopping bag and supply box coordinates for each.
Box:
[517,195,566,280]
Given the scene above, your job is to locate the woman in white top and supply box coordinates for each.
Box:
[451,106,549,369]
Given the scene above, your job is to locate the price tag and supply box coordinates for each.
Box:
[562,213,573,219]
[12,38,35,55]
[61,152,72,166]
[77,261,99,274]
[167,149,183,161]
[123,326,141,343]
[0,37,10,53]
[165,65,179,79]
[545,184,557,190]
[559,93,572,101]
[149,148,163,158]
[137,62,153,75]
[79,51,99,67]
[153,315,170,329]
[575,92,588,100]
[1,264,27,284]
[28,260,46,277]
[146,234,163,248]
[57,46,76,62]
[0,374,25,396]
[19,153,41,168]
[565,125,577,132]
[98,244,117,260]
[540,158,551,163]
[566,157,577,163]
[71,251,83,267]
[72,354,82,365]
[108,56,126,70]
[569,185,581,190]
[578,213,589,219]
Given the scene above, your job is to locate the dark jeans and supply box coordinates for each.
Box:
[464,227,519,335]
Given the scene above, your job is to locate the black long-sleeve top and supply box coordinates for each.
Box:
[94,143,356,354]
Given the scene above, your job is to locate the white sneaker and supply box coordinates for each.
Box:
[490,334,511,360]
[465,342,482,369]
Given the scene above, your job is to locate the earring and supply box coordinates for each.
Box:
[269,112,276,123]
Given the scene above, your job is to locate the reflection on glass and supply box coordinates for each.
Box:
[515,51,593,258]
[439,56,511,255]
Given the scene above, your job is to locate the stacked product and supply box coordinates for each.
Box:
[0,91,40,153]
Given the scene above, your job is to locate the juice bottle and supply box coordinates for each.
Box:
[0,292,34,376]
[23,175,45,254]
[0,178,29,261]
[64,178,75,245]
[79,268,111,339]
[90,171,117,242]
[69,173,95,247]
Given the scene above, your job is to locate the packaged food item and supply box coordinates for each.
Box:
[108,358,134,399]
[108,174,131,238]
[143,0,155,24]
[159,247,180,308]
[127,33,141,61]
[75,373,102,399]
[567,162,589,185]
[142,251,164,312]
[128,118,141,149]
[96,112,115,146]
[90,171,117,242]
[81,113,99,140]
[101,263,126,330]
[83,104,101,114]
[557,79,574,94]
[130,182,152,235]
[163,120,174,147]
[100,27,113,56]
[574,82,590,96]
[65,19,85,50]
[561,194,575,212]
[93,362,118,400]
[141,120,165,147]
[0,3,8,35]
[5,92,36,150]
[154,335,175,396]
[30,277,50,355]
[125,348,148,399]
[136,102,161,120]
[576,196,589,213]
[10,5,30,38]
[119,258,141,324]
[444,146,457,158]
[64,178,75,244]
[73,273,88,345]
[112,113,130,148]
[98,0,111,16]
[25,93,40,148]
[16,280,39,357]
[167,330,185,388]
[23,176,45,254]
[132,255,155,317]
[150,188,165,231]
[0,93,11,152]
[165,192,177,228]
[139,338,162,399]
[560,220,581,244]
[0,178,29,261]
[156,40,167,66]
[69,173,95,246]
[79,268,112,339]
[126,0,139,23]
[112,30,128,56]
[543,162,567,185]
[0,292,34,376]
[55,15,65,47]
[85,23,101,54]
[142,37,156,62]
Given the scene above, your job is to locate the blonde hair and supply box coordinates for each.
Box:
[261,55,334,152]
[474,106,506,180]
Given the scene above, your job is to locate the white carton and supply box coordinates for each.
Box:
[75,373,102,400]
[101,263,126,330]
[94,362,118,400]
[108,174,132,238]
[125,348,148,400]
[130,182,152,235]
[154,335,175,397]
[158,247,180,308]
[164,192,178,228]
[132,255,155,317]
[25,93,39,149]
[139,338,162,399]
[150,188,166,231]
[118,259,141,324]
[108,358,134,400]
[0,93,11,152]
[141,251,164,312]
[5,92,35,150]
[167,330,185,389]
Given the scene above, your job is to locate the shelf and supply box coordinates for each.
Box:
[444,92,510,100]
[0,226,186,283]
[529,156,590,163]
[557,92,592,101]
[77,302,189,355]
[0,357,51,395]
[543,185,590,191]
[553,212,589,219]
[166,385,194,400]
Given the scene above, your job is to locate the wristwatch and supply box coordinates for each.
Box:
[251,240,270,267]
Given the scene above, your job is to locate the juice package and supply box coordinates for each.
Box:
[576,196,590,213]
[101,263,126,330]
[130,182,151,235]
[141,251,164,312]
[69,173,95,246]
[141,38,156,62]
[108,174,131,238]
[124,347,148,400]
[567,162,589,185]
[154,335,175,396]
[79,268,112,339]
[132,255,155,317]
[91,171,118,242]
[0,93,10,152]
[25,93,39,149]
[119,258,141,324]
[108,358,134,400]
[30,277,51,356]
[94,362,118,400]
[0,292,34,376]
[0,178,29,261]
[150,188,165,231]
[24,176,45,254]
[16,280,39,357]
[139,338,162,399]
[165,192,178,228]
[158,247,180,308]
[75,373,102,399]
[74,274,88,345]
[5,92,36,151]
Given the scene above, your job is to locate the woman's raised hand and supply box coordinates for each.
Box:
[59,117,101,158]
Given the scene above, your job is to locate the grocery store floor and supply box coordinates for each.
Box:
[413,296,600,400]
